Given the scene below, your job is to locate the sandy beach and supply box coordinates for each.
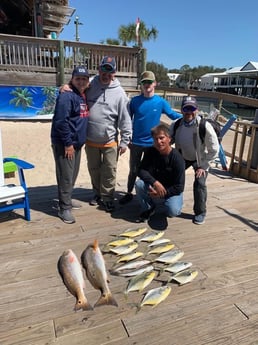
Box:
[0,120,131,189]
[1,116,236,191]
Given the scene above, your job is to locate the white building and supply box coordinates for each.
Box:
[200,62,258,98]
[167,73,181,87]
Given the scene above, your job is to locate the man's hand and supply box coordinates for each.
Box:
[149,181,167,198]
[118,146,127,156]
[195,167,206,178]
[65,145,75,160]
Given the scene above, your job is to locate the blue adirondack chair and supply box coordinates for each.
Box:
[0,129,34,221]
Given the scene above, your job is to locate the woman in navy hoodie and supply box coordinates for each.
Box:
[51,66,90,224]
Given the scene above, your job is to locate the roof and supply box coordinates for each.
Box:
[0,0,75,37]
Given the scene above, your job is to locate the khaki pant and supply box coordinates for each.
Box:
[85,145,117,202]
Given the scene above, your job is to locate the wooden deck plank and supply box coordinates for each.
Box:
[0,166,258,345]
[0,321,55,345]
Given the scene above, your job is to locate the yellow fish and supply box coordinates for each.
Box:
[118,227,148,238]
[124,271,156,296]
[109,242,138,255]
[107,238,135,247]
[155,249,184,264]
[148,238,171,247]
[116,251,144,263]
[170,269,198,285]
[138,231,165,243]
[147,243,175,255]
[138,285,171,310]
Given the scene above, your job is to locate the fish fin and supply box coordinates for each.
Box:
[109,269,119,276]
[74,298,93,311]
[93,239,99,251]
[94,293,118,308]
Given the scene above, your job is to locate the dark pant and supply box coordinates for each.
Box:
[52,144,81,210]
[127,144,149,193]
[185,160,208,216]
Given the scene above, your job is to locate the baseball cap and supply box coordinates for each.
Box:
[140,71,155,83]
[72,66,89,78]
[100,56,116,73]
[181,96,198,111]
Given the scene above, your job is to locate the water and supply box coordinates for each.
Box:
[167,95,256,121]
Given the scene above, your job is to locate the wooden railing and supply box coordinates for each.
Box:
[0,34,141,87]
[230,120,258,183]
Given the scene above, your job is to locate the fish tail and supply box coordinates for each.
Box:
[94,293,118,308]
[109,269,119,276]
[74,298,93,311]
[136,304,142,313]
[156,266,164,277]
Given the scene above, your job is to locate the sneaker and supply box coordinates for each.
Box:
[71,200,82,210]
[193,214,206,225]
[119,193,133,205]
[58,209,75,224]
[136,207,155,223]
[89,195,101,206]
[103,200,115,213]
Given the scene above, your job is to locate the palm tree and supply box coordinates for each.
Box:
[9,87,33,111]
[118,20,158,47]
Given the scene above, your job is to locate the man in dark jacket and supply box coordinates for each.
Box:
[135,124,185,223]
[51,66,90,224]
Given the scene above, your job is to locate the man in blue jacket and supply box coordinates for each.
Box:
[51,66,90,224]
[119,71,182,205]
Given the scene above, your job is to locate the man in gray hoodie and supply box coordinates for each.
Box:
[86,56,132,212]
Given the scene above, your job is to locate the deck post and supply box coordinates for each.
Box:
[58,40,65,86]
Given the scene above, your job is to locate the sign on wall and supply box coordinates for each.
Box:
[0,86,58,119]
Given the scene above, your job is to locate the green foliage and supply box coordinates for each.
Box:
[169,64,226,86]
[100,20,158,47]
[146,61,169,85]
[145,62,227,88]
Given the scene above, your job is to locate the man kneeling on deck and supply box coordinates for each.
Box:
[135,124,185,223]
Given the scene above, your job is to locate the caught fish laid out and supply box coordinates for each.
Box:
[155,249,184,265]
[137,231,165,243]
[163,261,193,275]
[147,243,175,255]
[138,285,171,310]
[111,259,151,273]
[108,242,138,255]
[81,239,118,307]
[107,237,135,247]
[57,249,93,311]
[115,265,154,278]
[115,251,143,263]
[124,271,156,296]
[118,227,147,238]
[169,269,198,285]
[148,238,171,247]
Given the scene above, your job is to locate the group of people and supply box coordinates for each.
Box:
[51,56,219,226]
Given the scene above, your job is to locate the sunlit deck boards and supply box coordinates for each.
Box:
[0,169,258,345]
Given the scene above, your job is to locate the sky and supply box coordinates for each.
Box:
[59,0,258,71]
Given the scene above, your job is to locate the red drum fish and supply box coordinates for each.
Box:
[81,239,118,308]
[58,249,93,311]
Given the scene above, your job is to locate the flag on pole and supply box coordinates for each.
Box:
[135,17,140,45]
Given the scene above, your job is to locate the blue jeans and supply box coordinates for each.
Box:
[135,179,183,217]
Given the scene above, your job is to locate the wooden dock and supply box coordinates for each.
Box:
[0,162,258,345]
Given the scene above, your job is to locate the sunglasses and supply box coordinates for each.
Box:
[182,106,197,112]
[141,80,154,85]
[100,64,114,73]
